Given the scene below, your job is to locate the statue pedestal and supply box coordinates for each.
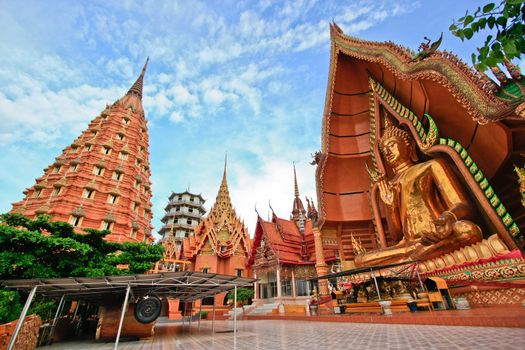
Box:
[379,300,392,316]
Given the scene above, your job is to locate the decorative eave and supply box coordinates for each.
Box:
[328,24,516,124]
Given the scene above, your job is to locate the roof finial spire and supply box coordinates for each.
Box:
[293,162,300,198]
[127,57,149,98]
[224,152,227,179]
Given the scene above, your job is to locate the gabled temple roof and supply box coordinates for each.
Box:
[248,214,336,266]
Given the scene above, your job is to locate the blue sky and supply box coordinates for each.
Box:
[1,0,519,239]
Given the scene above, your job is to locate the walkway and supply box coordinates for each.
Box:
[39,319,525,349]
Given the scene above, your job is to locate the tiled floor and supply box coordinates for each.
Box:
[39,319,525,349]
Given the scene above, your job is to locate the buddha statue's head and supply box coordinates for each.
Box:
[379,123,417,170]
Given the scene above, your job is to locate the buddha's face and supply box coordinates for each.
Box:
[380,136,410,167]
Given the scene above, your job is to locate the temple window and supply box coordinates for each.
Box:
[186,219,192,225]
[281,280,292,296]
[52,187,62,196]
[295,280,311,297]
[91,130,97,136]
[71,146,78,153]
[134,180,139,189]
[136,159,142,166]
[118,152,128,160]
[112,171,123,181]
[117,133,125,141]
[101,221,113,231]
[69,164,78,172]
[83,188,95,199]
[107,194,119,204]
[69,215,82,227]
[143,211,148,219]
[236,269,243,277]
[132,202,139,213]
[33,189,42,198]
[53,166,61,174]
[220,245,226,253]
[84,145,92,152]
[102,146,111,155]
[122,117,130,125]
[93,166,104,176]
[130,228,138,239]
[201,268,209,273]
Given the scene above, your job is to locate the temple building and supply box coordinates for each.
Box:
[248,165,338,305]
[10,60,154,244]
[159,191,205,247]
[312,24,525,306]
[159,157,252,319]
[181,158,252,278]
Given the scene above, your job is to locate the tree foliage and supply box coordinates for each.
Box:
[227,287,254,307]
[0,213,163,323]
[450,0,525,71]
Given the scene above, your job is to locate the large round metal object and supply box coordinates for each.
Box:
[134,296,161,324]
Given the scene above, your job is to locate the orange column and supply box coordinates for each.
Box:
[312,227,329,295]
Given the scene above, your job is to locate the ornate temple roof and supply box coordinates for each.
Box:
[182,156,252,260]
[248,213,336,266]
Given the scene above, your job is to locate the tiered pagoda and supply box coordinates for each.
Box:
[159,191,205,242]
[312,24,525,306]
[153,191,206,272]
[11,60,154,243]
[248,165,338,306]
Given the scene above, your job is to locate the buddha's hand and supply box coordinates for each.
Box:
[421,212,455,245]
[378,176,395,206]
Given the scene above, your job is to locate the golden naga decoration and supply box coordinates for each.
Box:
[514,164,525,208]
[355,122,484,266]
[350,233,366,255]
[416,114,439,151]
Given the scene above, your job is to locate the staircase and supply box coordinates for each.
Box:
[243,303,279,316]
[226,307,247,320]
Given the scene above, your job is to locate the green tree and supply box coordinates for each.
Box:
[450,0,525,71]
[227,287,254,309]
[0,213,163,323]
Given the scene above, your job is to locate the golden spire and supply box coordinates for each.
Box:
[212,153,233,216]
[293,162,300,198]
[127,57,149,98]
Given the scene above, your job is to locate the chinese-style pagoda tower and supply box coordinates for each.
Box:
[11,59,154,243]
[182,156,252,278]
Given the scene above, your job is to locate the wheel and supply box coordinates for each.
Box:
[134,296,161,324]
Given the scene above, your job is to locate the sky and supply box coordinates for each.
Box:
[1,0,521,240]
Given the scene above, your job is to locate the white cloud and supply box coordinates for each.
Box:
[169,111,184,123]
[0,0,427,239]
[169,85,198,105]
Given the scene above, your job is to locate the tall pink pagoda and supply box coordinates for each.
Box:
[11,59,154,243]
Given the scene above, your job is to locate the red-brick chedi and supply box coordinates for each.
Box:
[11,59,154,243]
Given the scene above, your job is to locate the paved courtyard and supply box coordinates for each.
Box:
[39,320,525,350]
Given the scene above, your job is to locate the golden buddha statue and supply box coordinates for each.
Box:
[355,123,483,266]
